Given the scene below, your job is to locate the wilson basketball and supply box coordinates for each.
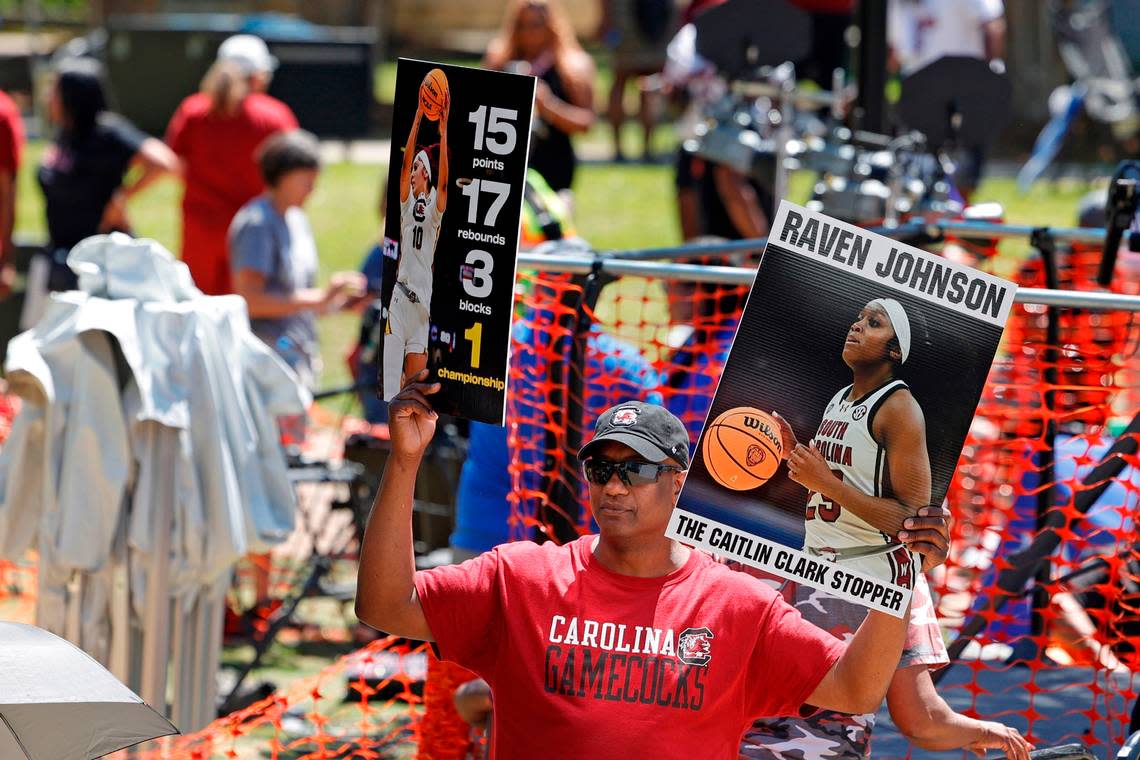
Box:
[702,407,784,491]
[419,68,448,121]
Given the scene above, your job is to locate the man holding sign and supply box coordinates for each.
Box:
[385,73,450,399]
[356,383,954,757]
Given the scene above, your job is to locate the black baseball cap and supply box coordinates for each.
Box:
[577,401,691,469]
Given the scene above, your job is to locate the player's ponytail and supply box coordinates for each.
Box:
[201,59,250,116]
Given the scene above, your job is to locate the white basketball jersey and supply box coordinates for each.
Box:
[803,379,909,558]
[398,187,443,306]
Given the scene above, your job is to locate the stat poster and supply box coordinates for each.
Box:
[667,201,1015,616]
[379,58,535,424]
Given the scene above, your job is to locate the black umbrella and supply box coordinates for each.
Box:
[897,56,1012,149]
[693,0,812,77]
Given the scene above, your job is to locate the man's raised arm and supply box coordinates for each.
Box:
[804,606,909,715]
[355,370,439,640]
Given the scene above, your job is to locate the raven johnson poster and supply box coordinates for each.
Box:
[668,201,1016,616]
[379,59,535,423]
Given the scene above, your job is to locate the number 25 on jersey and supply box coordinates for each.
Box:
[805,469,844,522]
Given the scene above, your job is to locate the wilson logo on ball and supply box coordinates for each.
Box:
[743,415,781,446]
[419,68,449,121]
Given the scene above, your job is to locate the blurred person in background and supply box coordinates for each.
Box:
[888,0,1006,201]
[167,34,298,296]
[793,0,855,89]
[37,58,179,291]
[230,129,364,392]
[598,0,675,162]
[484,0,595,207]
[228,129,364,614]
[0,88,23,301]
[662,0,769,243]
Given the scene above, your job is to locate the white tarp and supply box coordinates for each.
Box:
[0,234,309,725]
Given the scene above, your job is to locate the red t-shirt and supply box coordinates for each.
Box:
[0,90,24,175]
[415,536,845,759]
[165,92,297,295]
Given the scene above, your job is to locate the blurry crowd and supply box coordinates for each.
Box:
[482,0,1004,241]
[0,33,366,393]
[0,0,1010,388]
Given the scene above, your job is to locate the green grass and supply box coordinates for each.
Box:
[15,141,384,392]
[572,162,681,249]
[10,137,1098,394]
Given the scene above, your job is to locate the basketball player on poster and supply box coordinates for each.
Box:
[775,297,931,587]
[384,70,450,399]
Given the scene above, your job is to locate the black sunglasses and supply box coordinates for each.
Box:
[583,458,681,487]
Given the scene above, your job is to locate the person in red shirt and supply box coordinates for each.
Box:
[0,90,23,300]
[357,383,952,758]
[166,34,297,295]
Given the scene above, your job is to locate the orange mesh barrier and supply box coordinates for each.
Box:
[507,270,747,542]
[135,636,429,759]
[0,552,36,624]
[505,245,1140,755]
[417,657,482,760]
[927,242,1140,753]
[1,246,1138,756]
[0,394,33,624]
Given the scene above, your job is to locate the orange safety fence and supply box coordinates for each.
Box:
[0,552,36,624]
[0,393,31,624]
[505,241,1140,755]
[1,239,1139,757]
[136,636,431,759]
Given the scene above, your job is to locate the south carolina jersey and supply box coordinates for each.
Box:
[802,379,916,586]
[398,186,443,306]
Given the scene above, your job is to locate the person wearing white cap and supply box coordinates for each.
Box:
[383,84,450,398]
[774,296,932,582]
[217,34,279,77]
[164,33,296,295]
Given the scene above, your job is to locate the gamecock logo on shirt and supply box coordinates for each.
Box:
[677,627,714,667]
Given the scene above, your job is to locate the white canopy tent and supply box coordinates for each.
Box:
[0,234,308,731]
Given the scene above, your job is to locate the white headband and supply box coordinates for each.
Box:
[869,298,911,363]
[414,149,431,184]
